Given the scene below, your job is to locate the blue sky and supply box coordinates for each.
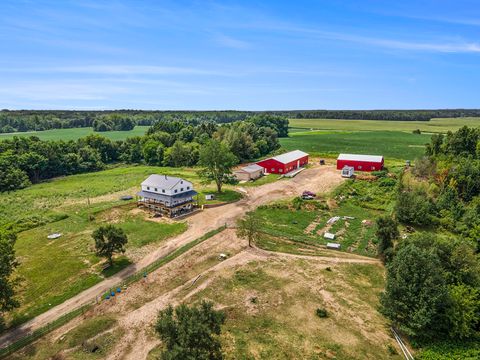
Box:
[0,0,479,110]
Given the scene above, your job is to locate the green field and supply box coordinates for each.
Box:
[283,117,480,160]
[280,130,430,160]
[0,165,244,328]
[0,126,150,141]
[289,117,480,133]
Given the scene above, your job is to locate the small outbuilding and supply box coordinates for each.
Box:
[327,242,341,250]
[234,164,264,181]
[337,154,384,172]
[341,166,354,178]
[256,150,309,175]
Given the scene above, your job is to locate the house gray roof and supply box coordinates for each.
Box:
[337,154,384,163]
[141,174,192,189]
[271,150,309,164]
[237,164,264,173]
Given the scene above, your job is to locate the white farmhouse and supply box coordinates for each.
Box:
[137,175,197,217]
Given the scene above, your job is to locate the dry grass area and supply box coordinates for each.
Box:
[13,229,402,360]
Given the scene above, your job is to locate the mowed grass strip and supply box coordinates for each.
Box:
[280,130,430,160]
[0,126,150,141]
[289,117,480,133]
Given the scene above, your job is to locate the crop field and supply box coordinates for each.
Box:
[283,117,480,160]
[0,165,243,328]
[289,117,480,133]
[280,130,430,160]
[0,126,150,141]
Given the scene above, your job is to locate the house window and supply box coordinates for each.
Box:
[154,188,157,192]
[271,168,275,171]
[174,189,178,193]
[358,165,362,170]
[371,166,375,170]
[187,186,190,190]
[162,189,165,193]
[147,186,150,190]
[181,188,184,191]
[279,169,283,172]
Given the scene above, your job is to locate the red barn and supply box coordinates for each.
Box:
[257,150,309,174]
[336,154,384,172]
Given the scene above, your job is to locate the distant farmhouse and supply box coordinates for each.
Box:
[256,150,309,174]
[137,175,197,217]
[234,164,264,181]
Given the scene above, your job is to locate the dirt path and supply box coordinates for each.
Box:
[103,233,378,360]
[0,165,343,349]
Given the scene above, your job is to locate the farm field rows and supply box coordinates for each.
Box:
[289,117,480,133]
[282,117,480,160]
[0,126,150,141]
[280,130,430,160]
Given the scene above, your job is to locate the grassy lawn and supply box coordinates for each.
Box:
[11,315,123,359]
[0,126,150,141]
[240,173,283,187]
[280,130,430,160]
[1,165,231,328]
[10,203,186,326]
[289,117,480,133]
[197,189,243,205]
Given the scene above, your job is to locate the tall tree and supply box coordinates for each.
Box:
[0,231,19,330]
[155,301,226,360]
[92,225,128,266]
[381,243,448,338]
[375,216,399,263]
[236,211,263,248]
[198,140,237,193]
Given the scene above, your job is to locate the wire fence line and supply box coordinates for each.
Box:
[0,225,227,358]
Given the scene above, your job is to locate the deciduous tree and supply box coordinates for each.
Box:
[198,140,237,193]
[155,301,225,360]
[92,225,128,266]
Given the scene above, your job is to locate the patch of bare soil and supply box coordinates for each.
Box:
[304,214,323,234]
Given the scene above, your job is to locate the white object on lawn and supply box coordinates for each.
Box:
[324,232,336,240]
[327,216,340,224]
[326,242,341,250]
[47,233,62,239]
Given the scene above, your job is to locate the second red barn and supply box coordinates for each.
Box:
[336,153,384,172]
[257,150,309,174]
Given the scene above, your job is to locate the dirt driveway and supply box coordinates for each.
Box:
[0,165,343,348]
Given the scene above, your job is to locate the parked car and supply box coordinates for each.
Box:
[302,190,316,200]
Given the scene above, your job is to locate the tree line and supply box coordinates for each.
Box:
[0,114,287,192]
[2,109,480,133]
[378,125,480,344]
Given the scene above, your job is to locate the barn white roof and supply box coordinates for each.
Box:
[272,150,309,164]
[337,154,383,163]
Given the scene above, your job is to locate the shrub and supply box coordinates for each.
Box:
[315,308,328,318]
